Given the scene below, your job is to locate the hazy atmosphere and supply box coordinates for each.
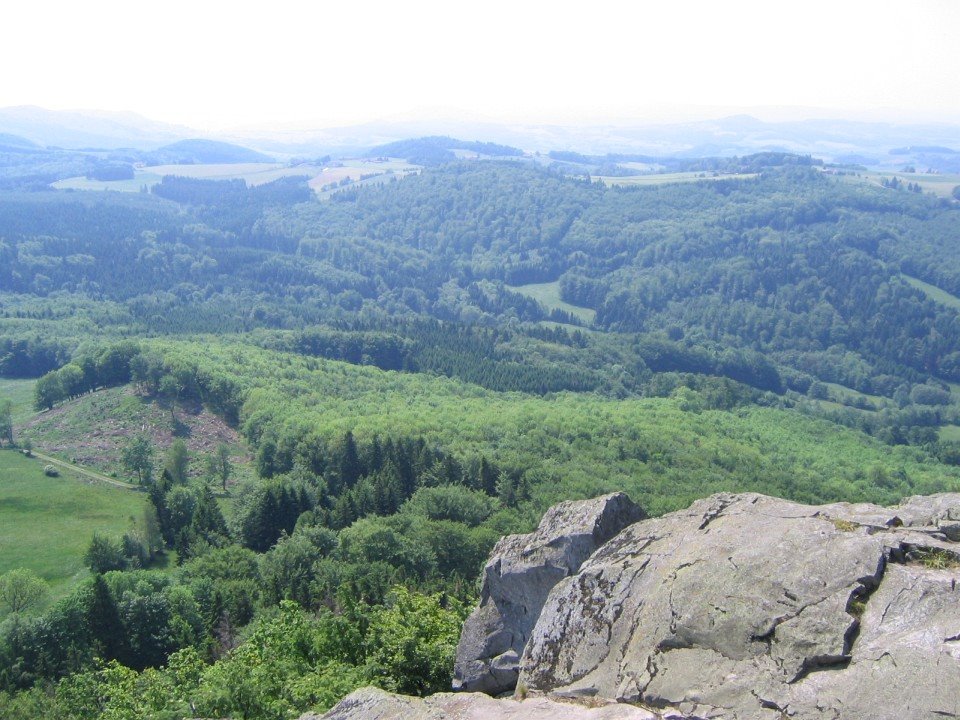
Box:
[4,0,959,130]
[2,3,960,719]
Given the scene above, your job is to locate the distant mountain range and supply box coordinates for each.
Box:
[1,105,958,171]
[0,106,192,149]
[146,139,274,164]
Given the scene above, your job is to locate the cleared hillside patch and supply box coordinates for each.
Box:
[19,385,252,486]
[823,381,886,410]
[939,424,960,442]
[309,158,420,196]
[52,162,315,192]
[52,158,422,196]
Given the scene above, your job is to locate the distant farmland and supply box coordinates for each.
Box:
[598,171,758,187]
[53,158,420,196]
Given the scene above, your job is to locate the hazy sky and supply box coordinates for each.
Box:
[3,0,958,130]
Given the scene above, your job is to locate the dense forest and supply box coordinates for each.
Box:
[2,151,960,719]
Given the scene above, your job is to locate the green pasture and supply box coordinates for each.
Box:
[903,274,960,311]
[0,378,36,424]
[823,382,886,410]
[939,425,960,443]
[0,449,146,596]
[52,162,315,192]
[506,280,596,325]
[850,170,960,200]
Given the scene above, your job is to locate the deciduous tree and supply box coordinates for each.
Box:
[122,434,154,484]
[0,568,48,614]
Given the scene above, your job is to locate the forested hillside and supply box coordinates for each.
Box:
[2,152,960,719]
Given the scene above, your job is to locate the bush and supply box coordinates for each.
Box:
[909,384,951,406]
[84,532,128,574]
[43,464,59,477]
[364,587,467,695]
[400,485,495,526]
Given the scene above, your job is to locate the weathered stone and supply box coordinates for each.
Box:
[453,492,645,695]
[789,562,960,719]
[313,686,667,720]
[517,492,960,720]
[896,493,960,541]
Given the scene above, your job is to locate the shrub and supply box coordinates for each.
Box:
[84,532,128,574]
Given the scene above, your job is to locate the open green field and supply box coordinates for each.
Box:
[308,158,420,196]
[849,170,960,199]
[0,378,36,424]
[939,424,960,442]
[903,274,960,311]
[0,449,147,596]
[506,280,596,324]
[823,381,886,410]
[52,173,162,192]
[52,162,322,192]
[598,171,758,187]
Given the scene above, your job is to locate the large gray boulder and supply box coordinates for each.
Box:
[453,492,645,695]
[519,492,960,719]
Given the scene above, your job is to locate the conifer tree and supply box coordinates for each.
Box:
[339,431,362,489]
[479,457,498,497]
[87,575,126,663]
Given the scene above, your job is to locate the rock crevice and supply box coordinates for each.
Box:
[516,492,960,719]
[321,491,960,720]
[452,492,645,695]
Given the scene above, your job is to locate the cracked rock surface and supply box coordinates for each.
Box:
[314,686,667,720]
[453,492,645,695]
[518,492,960,719]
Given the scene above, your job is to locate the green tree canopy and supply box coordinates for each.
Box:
[121,434,154,484]
[0,568,48,615]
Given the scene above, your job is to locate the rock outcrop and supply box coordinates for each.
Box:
[318,491,960,720]
[520,492,960,719]
[453,492,645,695]
[315,686,671,720]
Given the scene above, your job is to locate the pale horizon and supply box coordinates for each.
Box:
[3,0,958,134]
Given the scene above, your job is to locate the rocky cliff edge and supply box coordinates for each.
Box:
[320,491,960,720]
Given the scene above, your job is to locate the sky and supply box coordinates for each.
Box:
[3,0,958,131]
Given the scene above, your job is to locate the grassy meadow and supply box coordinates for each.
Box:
[0,449,147,596]
[52,162,314,193]
[0,377,36,424]
[850,170,960,199]
[506,280,596,324]
[903,274,960,311]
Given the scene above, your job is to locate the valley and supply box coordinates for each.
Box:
[1,128,960,719]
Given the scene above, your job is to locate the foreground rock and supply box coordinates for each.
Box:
[520,492,960,719]
[315,686,672,720]
[453,492,645,695]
